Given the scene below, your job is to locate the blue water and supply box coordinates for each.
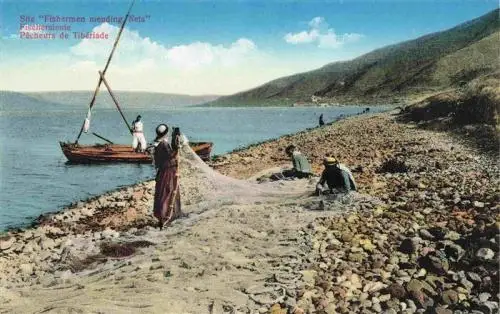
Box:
[0,105,388,230]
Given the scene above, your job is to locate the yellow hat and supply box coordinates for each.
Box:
[323,157,337,165]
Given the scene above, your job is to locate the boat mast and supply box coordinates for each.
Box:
[98,70,133,133]
[74,0,135,144]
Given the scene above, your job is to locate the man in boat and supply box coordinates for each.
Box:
[152,124,185,229]
[315,157,357,195]
[271,144,312,180]
[131,115,147,153]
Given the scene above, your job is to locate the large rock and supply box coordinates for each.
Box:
[0,236,15,251]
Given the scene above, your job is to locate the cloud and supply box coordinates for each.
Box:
[283,30,319,44]
[2,22,356,95]
[0,22,263,94]
[308,17,326,29]
[70,23,257,70]
[284,17,363,49]
[166,38,256,69]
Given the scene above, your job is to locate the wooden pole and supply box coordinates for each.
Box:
[167,133,182,224]
[75,0,135,143]
[91,132,114,144]
[98,71,133,134]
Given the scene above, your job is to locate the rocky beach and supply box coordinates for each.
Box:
[0,110,498,314]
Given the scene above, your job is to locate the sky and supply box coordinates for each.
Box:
[0,0,497,95]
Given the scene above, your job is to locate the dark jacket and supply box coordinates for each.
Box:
[318,164,356,192]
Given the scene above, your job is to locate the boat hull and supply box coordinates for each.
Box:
[60,142,212,164]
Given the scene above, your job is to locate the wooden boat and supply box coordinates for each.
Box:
[59,1,213,164]
[60,142,212,163]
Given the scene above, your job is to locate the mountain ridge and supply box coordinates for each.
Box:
[208,9,500,106]
[0,90,220,111]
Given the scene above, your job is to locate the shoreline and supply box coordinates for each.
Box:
[1,110,498,313]
[1,106,386,234]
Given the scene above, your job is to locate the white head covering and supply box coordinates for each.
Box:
[155,124,168,141]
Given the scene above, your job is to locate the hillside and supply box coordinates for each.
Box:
[0,91,219,112]
[208,9,500,106]
[27,91,220,109]
[399,72,500,153]
[0,91,63,112]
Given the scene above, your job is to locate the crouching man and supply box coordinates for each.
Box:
[316,157,357,195]
[270,144,313,181]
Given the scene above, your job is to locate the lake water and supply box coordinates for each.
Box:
[0,105,388,230]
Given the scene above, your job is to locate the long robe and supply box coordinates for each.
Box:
[153,138,181,226]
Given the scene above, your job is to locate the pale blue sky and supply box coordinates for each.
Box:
[0,0,497,94]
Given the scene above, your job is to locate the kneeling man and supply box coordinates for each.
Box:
[316,157,356,195]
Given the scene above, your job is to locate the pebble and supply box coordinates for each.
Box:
[415,268,426,278]
[363,281,386,293]
[434,307,452,314]
[478,292,491,302]
[20,263,34,276]
[388,283,406,299]
[475,248,494,260]
[372,303,382,312]
[477,301,499,314]
[442,290,459,305]
[378,294,391,302]
[418,229,434,240]
[473,201,485,208]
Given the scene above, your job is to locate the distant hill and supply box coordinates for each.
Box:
[26,91,220,109]
[208,9,500,106]
[0,91,62,112]
[0,90,220,112]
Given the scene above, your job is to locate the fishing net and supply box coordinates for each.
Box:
[177,142,314,210]
[152,136,382,223]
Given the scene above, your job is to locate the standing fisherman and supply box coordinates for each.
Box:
[131,115,147,152]
[152,124,184,229]
[319,114,325,126]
